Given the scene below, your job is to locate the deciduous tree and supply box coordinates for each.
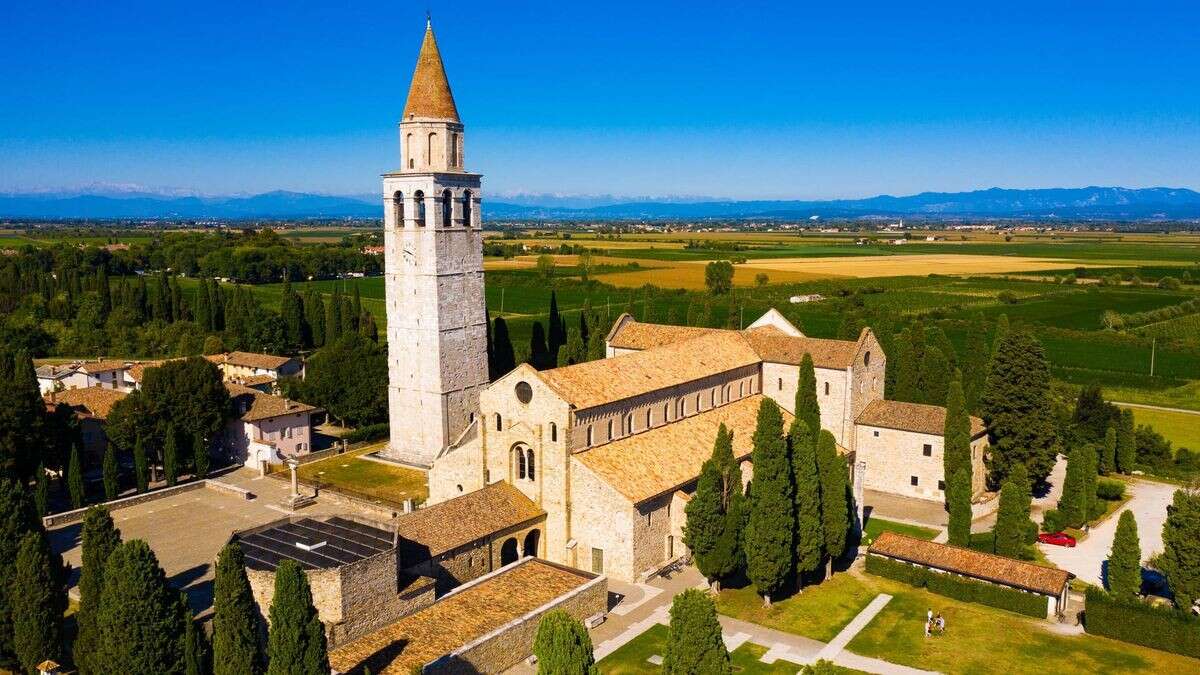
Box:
[704,260,734,296]
[662,589,730,675]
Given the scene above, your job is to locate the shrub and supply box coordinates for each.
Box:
[345,423,389,444]
[864,555,1047,618]
[1084,587,1200,658]
[997,290,1019,304]
[1096,478,1126,501]
[1042,509,1067,533]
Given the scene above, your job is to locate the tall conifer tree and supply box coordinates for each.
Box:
[529,322,550,369]
[0,480,40,665]
[492,317,516,376]
[790,420,823,586]
[134,435,149,493]
[96,540,185,674]
[164,427,179,487]
[68,444,85,509]
[10,531,64,674]
[816,430,849,575]
[943,378,972,507]
[994,463,1032,557]
[661,590,730,675]
[684,425,742,590]
[1107,510,1142,598]
[1116,409,1136,473]
[795,354,820,437]
[1101,424,1117,475]
[532,610,598,675]
[982,330,1057,484]
[102,443,119,501]
[744,400,792,605]
[266,560,328,675]
[212,543,263,675]
[75,507,122,675]
[946,468,972,547]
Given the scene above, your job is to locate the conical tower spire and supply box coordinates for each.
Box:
[403,21,460,122]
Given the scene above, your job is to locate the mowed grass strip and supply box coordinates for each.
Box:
[716,572,879,643]
[863,517,940,543]
[596,623,815,674]
[295,445,428,506]
[842,572,1200,675]
[1123,406,1200,451]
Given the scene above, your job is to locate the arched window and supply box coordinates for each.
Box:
[406,133,414,168]
[463,190,473,228]
[677,398,684,418]
[414,190,426,227]
[864,351,871,367]
[711,388,717,406]
[625,414,634,435]
[663,403,669,423]
[646,408,652,429]
[526,449,535,480]
[586,425,594,446]
[441,189,452,227]
[550,422,557,442]
[427,132,437,164]
[778,377,783,391]
[392,191,405,228]
[450,132,459,166]
[515,447,526,479]
[824,382,830,396]
[494,413,502,431]
[695,393,701,412]
[607,419,614,440]
[739,381,745,397]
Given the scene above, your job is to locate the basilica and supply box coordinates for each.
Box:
[382,23,987,584]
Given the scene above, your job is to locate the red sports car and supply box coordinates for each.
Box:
[1038,532,1077,547]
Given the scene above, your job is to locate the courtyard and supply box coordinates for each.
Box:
[294,443,429,507]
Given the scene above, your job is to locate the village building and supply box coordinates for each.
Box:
[35,364,89,395]
[868,532,1073,618]
[222,382,319,468]
[44,386,128,462]
[207,351,305,390]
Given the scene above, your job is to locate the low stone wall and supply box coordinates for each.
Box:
[329,574,436,648]
[42,480,207,527]
[426,564,607,674]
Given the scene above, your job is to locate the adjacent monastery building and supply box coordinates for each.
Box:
[384,23,988,583]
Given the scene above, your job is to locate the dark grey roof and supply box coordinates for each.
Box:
[237,516,394,572]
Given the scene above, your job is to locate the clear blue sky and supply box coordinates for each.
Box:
[1,1,1197,199]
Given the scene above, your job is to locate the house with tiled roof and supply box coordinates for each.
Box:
[44,386,129,462]
[207,351,304,387]
[222,382,320,468]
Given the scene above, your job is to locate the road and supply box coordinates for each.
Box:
[1110,401,1200,415]
[1038,479,1176,587]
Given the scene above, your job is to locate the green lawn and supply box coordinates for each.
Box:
[597,623,810,674]
[862,517,940,544]
[1123,405,1200,451]
[716,573,879,643]
[294,445,428,506]
[836,571,1200,675]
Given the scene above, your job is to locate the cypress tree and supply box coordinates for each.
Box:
[134,435,149,493]
[1058,445,1093,528]
[0,349,46,480]
[684,425,741,590]
[359,311,377,343]
[307,293,326,348]
[212,543,263,675]
[1083,443,1100,521]
[991,314,1009,358]
[547,291,564,363]
[266,559,328,675]
[182,606,210,675]
[340,296,354,337]
[585,319,606,361]
[743,399,792,605]
[529,322,550,369]
[0,480,40,666]
[97,267,112,318]
[994,463,1032,557]
[532,610,598,675]
[75,507,122,675]
[102,442,119,501]
[164,427,179,487]
[917,346,951,406]
[816,430,849,575]
[943,378,972,505]
[982,330,1058,485]
[280,281,305,350]
[960,317,989,413]
[326,290,341,344]
[9,531,64,674]
[661,589,730,675]
[96,540,185,674]
[795,354,820,437]
[193,433,210,480]
[892,333,919,403]
[154,271,172,321]
[195,280,213,331]
[351,285,362,332]
[558,328,586,367]
[790,420,823,585]
[946,468,972,547]
[1107,510,1142,598]
[1101,424,1117,475]
[1159,487,1200,609]
[1116,409,1136,474]
[68,444,85,509]
[485,309,497,380]
[34,463,47,517]
[492,317,516,375]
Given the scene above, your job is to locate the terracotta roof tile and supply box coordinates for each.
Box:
[606,322,719,351]
[328,559,595,674]
[74,359,129,374]
[46,386,128,420]
[395,482,544,560]
[210,351,294,371]
[402,24,460,122]
[575,395,790,505]
[538,331,761,410]
[856,400,985,437]
[606,318,862,369]
[869,532,1071,596]
[226,382,316,422]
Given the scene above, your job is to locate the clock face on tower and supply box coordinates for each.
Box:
[403,247,415,265]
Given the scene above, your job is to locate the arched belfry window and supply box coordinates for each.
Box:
[586,425,594,446]
[414,190,426,227]
[406,133,414,169]
[515,447,526,479]
[550,422,557,442]
[427,132,437,165]
[494,413,502,431]
[526,449,535,480]
[441,189,453,227]
[462,190,473,228]
[392,191,404,228]
[450,132,459,166]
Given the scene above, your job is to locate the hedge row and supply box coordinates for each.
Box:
[865,554,1048,618]
[345,423,389,443]
[1084,587,1200,658]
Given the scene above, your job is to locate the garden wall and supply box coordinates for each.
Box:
[865,554,1049,618]
[1084,587,1200,659]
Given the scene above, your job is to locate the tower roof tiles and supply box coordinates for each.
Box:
[402,23,460,122]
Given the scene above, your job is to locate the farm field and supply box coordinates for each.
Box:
[1121,406,1200,451]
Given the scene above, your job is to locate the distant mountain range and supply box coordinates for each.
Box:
[1,186,1198,220]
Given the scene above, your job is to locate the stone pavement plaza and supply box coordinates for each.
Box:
[47,467,388,618]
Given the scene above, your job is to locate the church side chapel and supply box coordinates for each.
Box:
[382,21,989,584]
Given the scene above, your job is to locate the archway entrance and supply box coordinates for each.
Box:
[500,537,519,566]
[523,529,541,558]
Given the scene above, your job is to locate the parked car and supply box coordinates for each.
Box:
[1038,532,1077,547]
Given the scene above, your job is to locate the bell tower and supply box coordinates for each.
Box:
[381,20,487,467]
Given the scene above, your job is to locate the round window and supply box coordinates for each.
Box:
[515,381,533,404]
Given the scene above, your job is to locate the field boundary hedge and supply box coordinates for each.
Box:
[1084,587,1200,658]
[865,554,1048,618]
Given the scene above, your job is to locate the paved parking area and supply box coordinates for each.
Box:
[1039,479,1175,587]
[48,467,382,618]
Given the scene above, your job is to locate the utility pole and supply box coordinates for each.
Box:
[1150,337,1156,377]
